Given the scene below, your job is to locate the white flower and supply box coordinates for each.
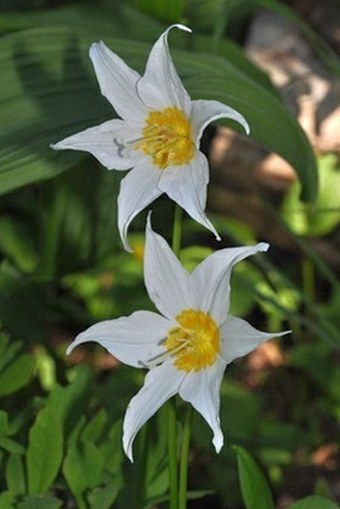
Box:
[51,25,249,251]
[67,216,289,461]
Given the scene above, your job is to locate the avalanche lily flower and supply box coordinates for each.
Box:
[51,24,249,251]
[67,216,289,461]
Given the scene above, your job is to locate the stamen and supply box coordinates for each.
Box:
[134,106,195,170]
[143,337,191,369]
[163,309,220,372]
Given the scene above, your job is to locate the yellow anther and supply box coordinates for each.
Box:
[136,107,194,169]
[164,309,220,372]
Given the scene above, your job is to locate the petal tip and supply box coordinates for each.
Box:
[175,23,192,34]
[50,141,62,151]
[258,242,270,253]
[89,40,106,62]
[65,342,75,356]
[213,432,224,453]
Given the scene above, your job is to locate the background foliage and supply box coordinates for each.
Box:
[0,0,339,508]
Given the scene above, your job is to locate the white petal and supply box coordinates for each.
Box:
[179,357,226,453]
[190,99,250,143]
[118,162,163,252]
[190,243,269,324]
[159,151,220,241]
[220,315,290,364]
[90,41,147,121]
[51,119,145,170]
[123,360,185,461]
[66,311,172,368]
[144,215,191,320]
[137,24,192,113]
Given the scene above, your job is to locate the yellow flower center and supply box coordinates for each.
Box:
[164,309,220,372]
[136,106,195,169]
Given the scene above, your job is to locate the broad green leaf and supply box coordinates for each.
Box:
[16,495,63,509]
[288,495,339,509]
[0,354,35,397]
[234,445,274,509]
[0,7,316,201]
[48,364,93,439]
[6,454,26,496]
[26,406,63,495]
[137,0,185,22]
[63,441,105,509]
[0,2,276,91]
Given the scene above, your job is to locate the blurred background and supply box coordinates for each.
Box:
[0,0,339,508]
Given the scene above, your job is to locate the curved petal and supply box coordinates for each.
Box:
[118,162,163,252]
[123,360,185,461]
[90,40,147,121]
[179,356,226,453]
[190,243,269,324]
[66,311,172,368]
[158,151,220,241]
[220,315,290,364]
[137,24,192,113]
[191,99,250,144]
[144,215,191,320]
[51,119,145,170]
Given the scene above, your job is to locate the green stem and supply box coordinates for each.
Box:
[178,406,193,509]
[172,204,183,256]
[167,399,178,509]
[167,204,183,509]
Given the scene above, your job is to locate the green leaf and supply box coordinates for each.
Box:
[87,482,121,509]
[0,354,35,397]
[0,216,37,273]
[0,437,25,455]
[137,0,185,22]
[16,495,63,509]
[0,5,317,201]
[81,408,107,444]
[48,364,94,439]
[63,441,105,508]
[0,335,22,373]
[0,491,15,509]
[99,419,124,476]
[288,495,339,509]
[0,410,9,437]
[282,154,340,237]
[233,445,274,509]
[26,406,63,495]
[6,454,26,496]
